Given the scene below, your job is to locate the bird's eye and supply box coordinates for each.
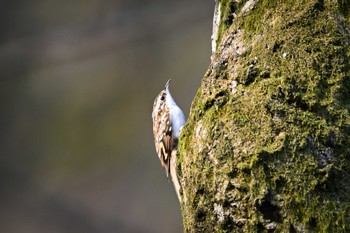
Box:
[160,96,165,101]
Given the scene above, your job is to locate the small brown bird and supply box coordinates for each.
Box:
[152,79,185,201]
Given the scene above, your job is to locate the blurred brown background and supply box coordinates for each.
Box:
[0,1,213,233]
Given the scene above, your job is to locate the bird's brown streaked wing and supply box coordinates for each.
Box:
[161,111,173,177]
[153,107,173,177]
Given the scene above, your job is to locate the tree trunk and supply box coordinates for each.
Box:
[178,0,350,232]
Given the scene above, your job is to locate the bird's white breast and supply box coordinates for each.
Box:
[166,90,185,139]
[170,106,185,138]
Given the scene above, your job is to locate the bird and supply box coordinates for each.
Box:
[152,79,185,202]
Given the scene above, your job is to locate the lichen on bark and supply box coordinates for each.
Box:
[178,0,350,232]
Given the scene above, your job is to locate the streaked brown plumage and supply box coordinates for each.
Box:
[152,79,185,202]
[152,90,173,177]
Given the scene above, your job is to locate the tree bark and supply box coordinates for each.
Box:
[178,0,350,232]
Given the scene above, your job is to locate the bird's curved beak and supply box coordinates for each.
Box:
[164,79,171,90]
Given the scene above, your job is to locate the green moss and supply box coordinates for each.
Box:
[338,0,350,18]
[179,0,350,232]
[216,0,236,52]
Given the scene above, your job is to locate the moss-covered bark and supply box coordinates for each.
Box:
[178,0,350,232]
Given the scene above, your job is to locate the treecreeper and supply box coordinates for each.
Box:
[152,79,185,202]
